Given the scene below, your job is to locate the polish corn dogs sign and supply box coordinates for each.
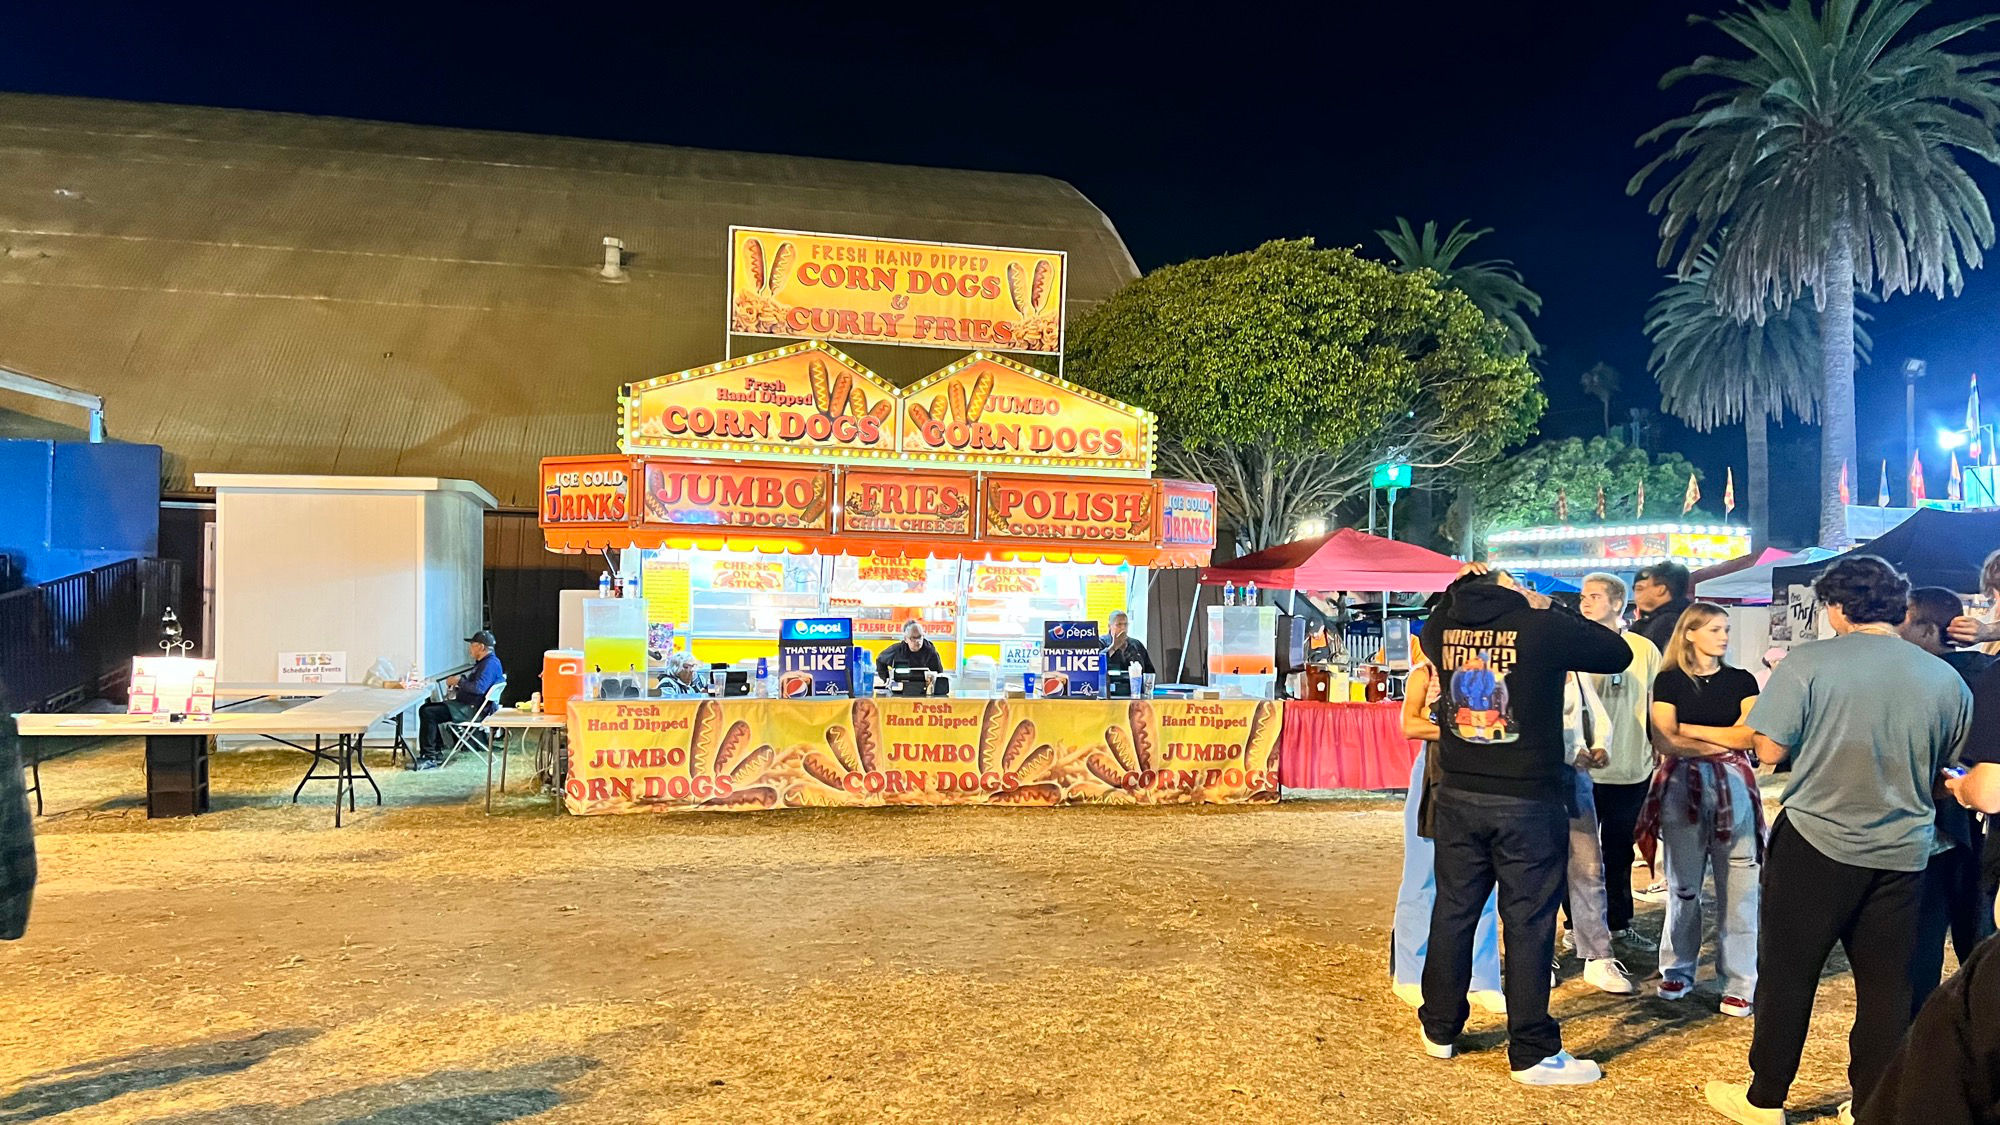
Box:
[900,353,1153,474]
[729,227,1065,354]
[641,462,833,530]
[623,341,897,461]
[563,697,1282,814]
[983,476,1156,545]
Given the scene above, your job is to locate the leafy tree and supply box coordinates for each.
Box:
[1066,239,1543,553]
[1630,0,2000,545]
[1579,362,1622,435]
[1376,218,1544,357]
[1646,245,1873,550]
[1465,435,1705,552]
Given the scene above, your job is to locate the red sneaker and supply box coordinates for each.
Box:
[1656,978,1691,1001]
[1720,995,1753,1018]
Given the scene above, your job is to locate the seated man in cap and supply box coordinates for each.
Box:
[414,629,504,769]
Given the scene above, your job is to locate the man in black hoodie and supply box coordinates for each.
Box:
[1417,568,1633,1085]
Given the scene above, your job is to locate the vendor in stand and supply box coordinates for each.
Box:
[1105,611,1155,674]
[877,620,943,682]
[415,630,504,769]
[658,652,705,697]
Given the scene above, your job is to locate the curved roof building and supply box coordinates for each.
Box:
[0,94,1139,506]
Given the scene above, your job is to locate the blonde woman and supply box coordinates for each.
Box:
[1390,652,1504,1013]
[1638,603,1763,1017]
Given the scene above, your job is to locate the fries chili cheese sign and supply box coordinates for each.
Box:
[563,697,1281,814]
[900,353,1153,474]
[623,341,897,461]
[641,462,834,531]
[840,469,974,538]
[982,476,1156,545]
[729,227,1065,355]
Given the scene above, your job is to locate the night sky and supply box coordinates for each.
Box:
[10,1,2000,543]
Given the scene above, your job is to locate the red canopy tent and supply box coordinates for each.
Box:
[1198,528,1464,593]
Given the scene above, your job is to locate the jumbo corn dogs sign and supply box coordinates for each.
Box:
[900,354,1152,475]
[564,697,1282,813]
[729,227,1065,354]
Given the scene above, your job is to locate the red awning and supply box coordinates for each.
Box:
[1198,528,1464,593]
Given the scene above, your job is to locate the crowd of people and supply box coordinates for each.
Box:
[1396,554,2000,1124]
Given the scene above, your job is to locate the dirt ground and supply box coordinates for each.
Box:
[0,740,1869,1124]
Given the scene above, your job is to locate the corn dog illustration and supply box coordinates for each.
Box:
[1085,750,1128,789]
[801,749,847,790]
[690,700,722,773]
[1013,743,1054,783]
[1246,700,1282,774]
[1031,259,1054,313]
[825,724,860,773]
[966,367,995,422]
[976,699,1009,773]
[768,241,794,295]
[850,698,882,773]
[829,370,853,419]
[866,397,892,426]
[1105,725,1139,774]
[949,382,969,429]
[929,394,947,425]
[1128,700,1157,772]
[705,785,778,810]
[1006,261,1028,316]
[990,782,1062,807]
[807,357,832,414]
[745,238,767,292]
[908,403,936,439]
[726,744,774,784]
[998,719,1035,778]
[713,720,753,775]
[799,475,829,525]
[785,783,847,808]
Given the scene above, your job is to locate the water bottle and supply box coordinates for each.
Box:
[1222,581,1236,607]
[597,571,613,597]
[1246,580,1258,604]
[404,660,422,690]
[756,657,770,698]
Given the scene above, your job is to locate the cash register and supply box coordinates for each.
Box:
[886,665,949,697]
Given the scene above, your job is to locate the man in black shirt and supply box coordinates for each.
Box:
[1418,568,1632,1086]
[876,620,943,682]
[1861,932,2000,1125]
[1631,561,1694,654]
[1104,611,1155,675]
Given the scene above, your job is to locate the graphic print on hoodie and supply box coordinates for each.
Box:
[1419,581,1632,802]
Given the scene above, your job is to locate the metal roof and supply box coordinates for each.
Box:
[0,93,1141,507]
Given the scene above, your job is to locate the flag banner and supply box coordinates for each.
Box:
[1723,468,1736,515]
[1910,451,1927,504]
[1840,461,1852,506]
[1681,472,1700,515]
[1970,374,1983,463]
[1878,460,1890,507]
[1636,480,1646,518]
[1950,452,1964,501]
[1556,489,1569,522]
[1595,485,1606,521]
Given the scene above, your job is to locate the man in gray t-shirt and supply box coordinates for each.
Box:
[1705,556,1972,1125]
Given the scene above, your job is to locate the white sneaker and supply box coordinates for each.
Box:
[1612,927,1658,951]
[1419,1027,1454,1059]
[1703,1081,1786,1124]
[1658,977,1692,1001]
[1837,1101,1853,1125]
[1558,929,1576,955]
[1634,880,1670,904]
[1392,982,1423,1008]
[1584,958,1637,995]
[1510,1050,1602,1086]
[1470,989,1508,1014]
[1719,995,1754,1018]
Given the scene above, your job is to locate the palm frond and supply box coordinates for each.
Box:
[1377,217,1544,356]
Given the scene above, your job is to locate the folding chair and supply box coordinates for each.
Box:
[439,680,508,768]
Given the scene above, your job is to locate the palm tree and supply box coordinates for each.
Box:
[1646,246,1872,549]
[1377,219,1544,357]
[1630,0,2000,546]
[1580,362,1622,435]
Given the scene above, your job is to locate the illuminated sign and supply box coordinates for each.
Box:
[899,353,1153,475]
[982,476,1155,544]
[729,227,1065,354]
[623,342,897,461]
[540,456,635,526]
[839,469,974,538]
[641,462,833,531]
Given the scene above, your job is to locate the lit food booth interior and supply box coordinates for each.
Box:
[536,342,1289,813]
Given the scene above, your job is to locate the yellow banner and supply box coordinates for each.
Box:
[729,227,1065,355]
[564,698,1282,813]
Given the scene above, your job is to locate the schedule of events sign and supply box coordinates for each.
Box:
[728,228,1065,354]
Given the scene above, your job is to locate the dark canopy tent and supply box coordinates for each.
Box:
[1770,508,2000,595]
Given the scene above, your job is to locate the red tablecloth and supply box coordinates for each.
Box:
[1278,701,1420,791]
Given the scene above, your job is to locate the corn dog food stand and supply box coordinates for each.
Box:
[541,339,1266,812]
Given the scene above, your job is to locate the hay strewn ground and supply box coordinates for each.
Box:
[0,741,1865,1123]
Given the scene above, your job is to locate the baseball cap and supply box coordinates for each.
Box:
[465,629,498,647]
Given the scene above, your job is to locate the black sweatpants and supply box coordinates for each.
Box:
[1421,786,1570,1071]
[1748,816,1924,1112]
[1910,844,1995,1019]
[1593,779,1650,932]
